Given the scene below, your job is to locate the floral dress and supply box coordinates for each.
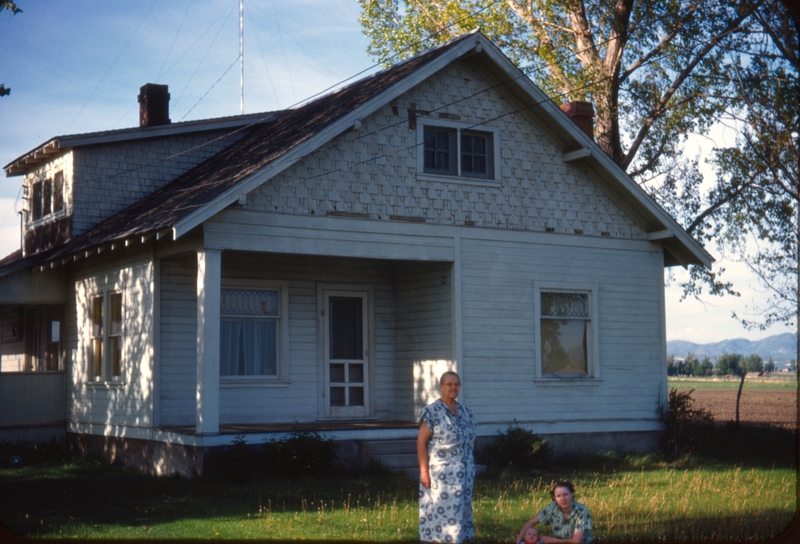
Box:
[418,399,478,543]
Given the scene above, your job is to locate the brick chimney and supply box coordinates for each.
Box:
[559,101,594,140]
[138,83,170,127]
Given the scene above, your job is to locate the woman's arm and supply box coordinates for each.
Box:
[515,516,540,543]
[417,421,433,488]
[539,530,584,544]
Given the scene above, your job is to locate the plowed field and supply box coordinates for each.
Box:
[675,387,797,427]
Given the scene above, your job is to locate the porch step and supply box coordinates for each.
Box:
[360,439,486,480]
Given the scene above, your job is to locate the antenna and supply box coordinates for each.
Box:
[239,0,244,115]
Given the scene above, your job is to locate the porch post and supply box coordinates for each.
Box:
[196,248,221,435]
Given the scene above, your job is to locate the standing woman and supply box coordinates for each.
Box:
[417,371,478,543]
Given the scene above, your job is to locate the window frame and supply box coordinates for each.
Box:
[533,282,600,384]
[89,290,124,383]
[219,279,290,386]
[417,120,500,185]
[28,170,66,227]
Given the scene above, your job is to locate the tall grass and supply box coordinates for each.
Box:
[2,455,795,541]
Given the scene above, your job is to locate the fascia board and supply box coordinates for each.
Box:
[173,35,482,240]
[479,39,713,268]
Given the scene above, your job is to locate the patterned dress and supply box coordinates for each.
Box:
[536,500,594,543]
[418,399,478,543]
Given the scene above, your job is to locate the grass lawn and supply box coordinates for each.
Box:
[668,375,798,390]
[1,450,796,541]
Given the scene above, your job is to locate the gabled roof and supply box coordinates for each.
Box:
[3,111,283,177]
[0,30,712,276]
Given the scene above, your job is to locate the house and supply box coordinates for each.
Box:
[0,31,712,476]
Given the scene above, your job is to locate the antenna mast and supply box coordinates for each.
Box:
[239,0,244,115]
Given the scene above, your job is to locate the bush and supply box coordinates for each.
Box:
[0,437,75,468]
[480,422,552,473]
[659,388,714,458]
[204,435,262,483]
[263,430,340,478]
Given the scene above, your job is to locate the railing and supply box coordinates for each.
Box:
[0,371,65,441]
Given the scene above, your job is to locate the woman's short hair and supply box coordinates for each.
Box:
[550,480,575,500]
[439,371,461,385]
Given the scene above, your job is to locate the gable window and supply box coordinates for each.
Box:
[29,170,65,224]
[219,282,289,382]
[534,284,599,381]
[31,181,43,221]
[420,123,497,181]
[90,292,123,381]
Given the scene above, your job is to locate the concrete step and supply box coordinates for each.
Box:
[375,452,418,469]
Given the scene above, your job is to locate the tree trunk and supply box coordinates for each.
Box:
[735,372,746,424]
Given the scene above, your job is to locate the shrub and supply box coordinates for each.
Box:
[263,430,340,478]
[659,388,714,458]
[0,437,75,468]
[204,435,261,483]
[480,422,552,473]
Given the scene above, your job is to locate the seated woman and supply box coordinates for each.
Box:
[516,480,593,544]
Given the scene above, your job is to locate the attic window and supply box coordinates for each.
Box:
[419,122,498,183]
[29,171,64,224]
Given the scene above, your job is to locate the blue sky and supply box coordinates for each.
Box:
[0,1,793,344]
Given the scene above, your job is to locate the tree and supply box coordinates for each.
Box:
[1,1,22,98]
[715,353,741,376]
[358,0,796,322]
[707,8,799,336]
[765,357,776,373]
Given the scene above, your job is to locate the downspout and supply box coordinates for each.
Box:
[18,211,24,257]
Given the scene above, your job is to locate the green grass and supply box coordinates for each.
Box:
[668,375,798,390]
[1,451,796,541]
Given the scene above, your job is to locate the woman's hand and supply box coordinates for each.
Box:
[420,469,431,489]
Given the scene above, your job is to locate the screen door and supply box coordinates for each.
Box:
[324,291,369,418]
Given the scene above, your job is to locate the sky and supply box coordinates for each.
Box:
[0,0,794,345]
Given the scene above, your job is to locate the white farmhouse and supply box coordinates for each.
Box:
[0,32,712,475]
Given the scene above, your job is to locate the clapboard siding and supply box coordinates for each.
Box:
[393,262,453,420]
[459,236,664,432]
[66,254,155,428]
[158,255,197,425]
[159,252,439,425]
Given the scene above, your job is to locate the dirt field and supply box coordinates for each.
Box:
[675,388,797,427]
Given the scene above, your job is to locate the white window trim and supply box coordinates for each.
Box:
[87,288,125,385]
[219,278,290,386]
[533,282,600,384]
[416,119,501,187]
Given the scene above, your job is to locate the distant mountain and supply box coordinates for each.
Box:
[667,333,797,365]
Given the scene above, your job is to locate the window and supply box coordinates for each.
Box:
[31,181,43,221]
[90,292,123,381]
[420,123,497,180]
[53,171,64,212]
[220,287,285,378]
[29,170,65,224]
[534,284,599,381]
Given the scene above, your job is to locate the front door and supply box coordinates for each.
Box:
[323,291,369,418]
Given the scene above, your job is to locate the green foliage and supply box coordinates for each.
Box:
[204,435,261,483]
[0,437,75,467]
[205,431,342,482]
[263,430,340,478]
[480,422,552,473]
[659,388,714,458]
